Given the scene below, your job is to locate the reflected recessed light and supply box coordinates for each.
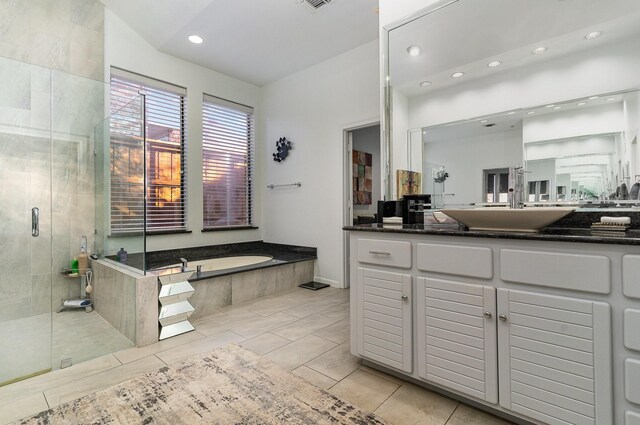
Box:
[419,81,432,87]
[507,111,516,115]
[589,96,599,100]
[188,35,204,44]
[546,104,555,108]
[480,120,488,123]
[553,106,562,110]
[451,72,464,78]
[407,45,421,56]
[527,111,536,115]
[487,60,502,68]
[577,102,587,106]
[606,97,616,101]
[585,31,602,40]
[532,47,547,54]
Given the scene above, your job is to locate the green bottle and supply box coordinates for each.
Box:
[71,257,79,274]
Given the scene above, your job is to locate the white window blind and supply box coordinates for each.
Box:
[109,68,187,234]
[202,94,254,229]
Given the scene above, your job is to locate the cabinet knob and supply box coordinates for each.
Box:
[401,295,408,301]
[498,314,508,322]
[484,311,492,319]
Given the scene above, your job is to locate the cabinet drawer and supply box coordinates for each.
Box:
[357,238,411,269]
[417,243,492,279]
[500,249,610,294]
[623,255,640,299]
[625,309,640,351]
[628,411,640,425]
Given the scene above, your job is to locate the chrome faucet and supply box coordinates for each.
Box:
[508,167,525,209]
[180,258,188,272]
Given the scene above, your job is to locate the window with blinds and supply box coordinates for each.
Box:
[109,69,187,234]
[202,95,254,229]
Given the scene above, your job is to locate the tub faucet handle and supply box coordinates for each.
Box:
[180,258,188,272]
[196,265,202,276]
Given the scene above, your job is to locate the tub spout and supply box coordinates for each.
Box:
[180,258,188,272]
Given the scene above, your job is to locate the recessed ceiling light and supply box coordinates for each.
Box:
[553,106,562,110]
[546,104,555,108]
[188,35,203,44]
[419,81,432,87]
[507,111,516,115]
[589,96,599,100]
[577,102,587,106]
[480,120,488,123]
[487,61,502,68]
[407,45,421,56]
[606,97,616,101]
[451,72,464,78]
[527,111,536,115]
[532,47,547,54]
[585,31,602,40]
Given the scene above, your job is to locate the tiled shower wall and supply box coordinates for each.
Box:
[0,0,105,321]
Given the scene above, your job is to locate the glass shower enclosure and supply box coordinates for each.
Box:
[0,56,141,386]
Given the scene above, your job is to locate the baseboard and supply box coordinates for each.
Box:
[313,276,342,288]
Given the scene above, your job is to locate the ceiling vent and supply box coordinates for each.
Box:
[297,0,334,13]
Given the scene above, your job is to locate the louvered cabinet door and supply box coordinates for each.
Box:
[356,267,412,373]
[497,289,612,425]
[417,277,498,403]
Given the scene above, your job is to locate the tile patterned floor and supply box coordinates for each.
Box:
[0,287,515,425]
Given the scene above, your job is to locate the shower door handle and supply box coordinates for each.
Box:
[32,207,39,237]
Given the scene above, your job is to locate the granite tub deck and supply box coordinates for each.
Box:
[93,242,318,347]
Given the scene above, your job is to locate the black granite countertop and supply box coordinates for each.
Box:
[343,223,640,246]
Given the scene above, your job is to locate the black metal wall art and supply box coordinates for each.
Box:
[273,137,293,162]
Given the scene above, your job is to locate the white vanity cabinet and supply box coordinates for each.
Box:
[416,276,498,403]
[354,267,413,373]
[348,231,626,425]
[497,289,612,425]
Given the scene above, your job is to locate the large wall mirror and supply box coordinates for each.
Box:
[385,0,640,208]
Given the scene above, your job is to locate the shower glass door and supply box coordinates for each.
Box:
[0,57,53,385]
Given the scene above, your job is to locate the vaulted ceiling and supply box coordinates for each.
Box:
[100,0,380,86]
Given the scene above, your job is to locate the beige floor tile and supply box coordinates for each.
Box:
[231,312,298,339]
[375,382,458,425]
[0,354,121,406]
[0,392,48,424]
[155,331,246,365]
[359,365,406,386]
[305,342,361,381]
[446,403,516,425]
[292,365,337,390]
[239,332,291,355]
[113,330,206,364]
[329,369,400,412]
[271,311,343,341]
[44,355,166,407]
[194,310,261,336]
[313,317,350,344]
[264,334,337,370]
[283,295,346,318]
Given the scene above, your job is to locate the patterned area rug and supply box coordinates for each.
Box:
[17,344,388,424]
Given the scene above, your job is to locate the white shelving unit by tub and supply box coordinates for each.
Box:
[158,271,195,340]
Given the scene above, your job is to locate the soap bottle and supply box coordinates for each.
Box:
[117,247,128,264]
[78,235,89,275]
[71,257,79,274]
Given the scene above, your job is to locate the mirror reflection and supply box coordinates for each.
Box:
[386,0,640,207]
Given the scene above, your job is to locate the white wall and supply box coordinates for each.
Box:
[352,125,381,217]
[104,9,263,253]
[423,126,522,205]
[260,41,380,287]
[391,89,409,198]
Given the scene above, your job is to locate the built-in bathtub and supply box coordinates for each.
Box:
[92,242,317,346]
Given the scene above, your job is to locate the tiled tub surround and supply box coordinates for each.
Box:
[94,242,318,346]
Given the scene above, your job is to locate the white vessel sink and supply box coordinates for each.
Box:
[439,207,576,232]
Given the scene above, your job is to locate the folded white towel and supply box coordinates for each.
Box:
[601,216,631,225]
[383,217,403,224]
